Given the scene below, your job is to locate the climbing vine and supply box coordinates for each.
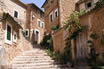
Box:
[59,11,86,65]
[94,0,104,10]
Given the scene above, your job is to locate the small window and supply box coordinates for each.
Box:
[37,10,40,16]
[14,11,18,18]
[55,9,58,18]
[86,2,92,8]
[25,29,29,37]
[50,14,53,22]
[49,12,53,23]
[13,32,17,42]
[5,24,12,44]
[49,11,53,23]
[7,25,11,41]
[41,22,44,28]
[37,19,41,27]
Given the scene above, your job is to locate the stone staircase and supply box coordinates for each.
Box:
[10,47,89,69]
[11,48,71,69]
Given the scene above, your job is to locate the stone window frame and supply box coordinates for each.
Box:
[13,31,17,43]
[5,23,12,45]
[49,11,53,23]
[54,8,58,18]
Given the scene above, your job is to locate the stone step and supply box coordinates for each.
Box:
[12,64,68,68]
[12,60,55,64]
[15,55,51,58]
[14,58,52,61]
[12,62,61,66]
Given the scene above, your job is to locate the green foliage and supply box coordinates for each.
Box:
[59,41,72,64]
[59,11,85,65]
[22,30,28,40]
[45,49,57,60]
[102,53,104,59]
[101,39,104,45]
[51,25,59,31]
[94,0,104,10]
[90,33,98,40]
[86,47,99,69]
[40,34,53,50]
[64,11,85,33]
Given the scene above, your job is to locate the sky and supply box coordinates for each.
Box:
[20,0,45,9]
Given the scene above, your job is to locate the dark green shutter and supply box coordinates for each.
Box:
[7,25,11,41]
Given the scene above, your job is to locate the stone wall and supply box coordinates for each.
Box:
[1,0,26,28]
[0,19,32,65]
[26,4,45,44]
[52,28,65,53]
[80,6,104,59]
[59,0,77,27]
[44,0,59,33]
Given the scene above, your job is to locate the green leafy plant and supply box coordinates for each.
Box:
[45,49,57,60]
[40,34,53,50]
[94,0,104,10]
[51,25,59,31]
[90,33,98,40]
[60,11,85,65]
[86,46,99,69]
[22,30,28,40]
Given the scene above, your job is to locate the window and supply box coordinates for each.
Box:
[7,25,11,41]
[41,22,44,28]
[14,11,18,18]
[25,29,29,37]
[86,2,92,9]
[5,23,12,44]
[37,19,41,27]
[13,32,17,42]
[49,12,53,23]
[54,8,58,18]
[37,10,40,16]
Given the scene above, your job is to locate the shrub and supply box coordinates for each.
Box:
[40,34,53,50]
[51,25,59,31]
[45,49,57,60]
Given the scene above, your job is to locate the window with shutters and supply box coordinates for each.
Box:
[5,23,12,45]
[14,11,18,18]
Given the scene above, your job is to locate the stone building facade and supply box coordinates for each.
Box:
[26,4,45,44]
[42,0,78,53]
[43,0,104,65]
[0,0,32,65]
[79,4,104,60]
